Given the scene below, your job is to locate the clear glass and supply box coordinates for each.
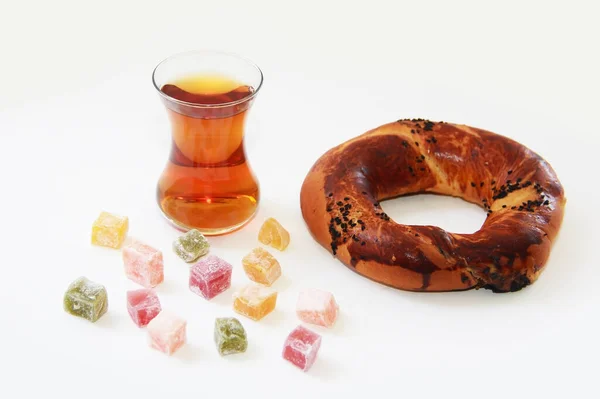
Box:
[152,51,263,235]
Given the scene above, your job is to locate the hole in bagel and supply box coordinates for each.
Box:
[379,193,486,234]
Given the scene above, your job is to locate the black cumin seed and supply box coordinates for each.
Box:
[361,225,366,231]
[415,233,419,237]
[402,141,408,147]
[344,197,350,201]
[471,182,476,187]
[361,191,367,195]
[415,142,419,147]
[426,139,431,143]
[502,205,507,208]
[508,170,513,174]
[543,200,549,205]
[361,241,366,246]
[336,201,343,206]
[431,136,437,143]
[328,193,333,197]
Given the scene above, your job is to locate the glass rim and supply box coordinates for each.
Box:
[151,50,264,109]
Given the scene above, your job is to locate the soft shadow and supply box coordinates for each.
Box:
[272,274,293,292]
[208,286,236,308]
[174,343,202,364]
[94,311,123,329]
[218,338,261,363]
[258,308,286,327]
[385,284,533,308]
[307,355,339,381]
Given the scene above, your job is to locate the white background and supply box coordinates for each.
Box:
[1,0,598,397]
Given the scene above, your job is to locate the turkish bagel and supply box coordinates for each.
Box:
[300,119,565,293]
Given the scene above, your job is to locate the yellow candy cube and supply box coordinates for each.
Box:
[258,218,290,251]
[242,247,281,286]
[233,283,277,321]
[91,211,129,249]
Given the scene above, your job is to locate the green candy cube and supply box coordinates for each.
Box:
[214,317,247,356]
[173,229,210,263]
[63,277,108,322]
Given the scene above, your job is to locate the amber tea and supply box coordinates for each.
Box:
[155,71,261,234]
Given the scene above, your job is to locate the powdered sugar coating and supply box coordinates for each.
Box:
[126,289,162,327]
[189,255,233,300]
[122,240,164,288]
[241,247,281,286]
[63,276,108,323]
[147,310,186,355]
[282,325,321,371]
[172,229,210,262]
[296,289,339,328]
[233,283,277,321]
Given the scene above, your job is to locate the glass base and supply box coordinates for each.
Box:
[159,206,258,236]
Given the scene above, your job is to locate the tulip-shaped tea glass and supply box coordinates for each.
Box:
[152,51,263,234]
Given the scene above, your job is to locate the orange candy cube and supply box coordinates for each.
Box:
[91,211,129,249]
[258,218,290,251]
[242,247,281,286]
[233,283,277,321]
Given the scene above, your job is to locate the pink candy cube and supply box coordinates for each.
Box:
[126,289,162,327]
[296,289,339,328]
[282,325,322,371]
[147,310,186,355]
[189,255,232,300]
[122,240,164,288]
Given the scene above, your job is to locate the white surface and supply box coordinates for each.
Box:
[1,0,598,397]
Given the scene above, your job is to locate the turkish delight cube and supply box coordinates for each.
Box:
[91,211,128,249]
[147,310,186,355]
[63,276,108,323]
[189,255,232,300]
[242,247,281,286]
[296,289,339,328]
[173,229,210,262]
[282,325,322,371]
[233,283,277,321]
[258,217,290,251]
[122,239,164,288]
[214,317,247,356]
[127,289,162,327]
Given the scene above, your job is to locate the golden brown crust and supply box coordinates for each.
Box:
[300,120,566,293]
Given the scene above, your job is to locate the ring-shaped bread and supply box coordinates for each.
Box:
[300,119,565,293]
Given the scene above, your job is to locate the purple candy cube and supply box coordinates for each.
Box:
[189,255,232,300]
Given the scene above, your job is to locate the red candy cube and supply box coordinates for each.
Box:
[189,255,233,300]
[127,289,162,327]
[282,325,322,371]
